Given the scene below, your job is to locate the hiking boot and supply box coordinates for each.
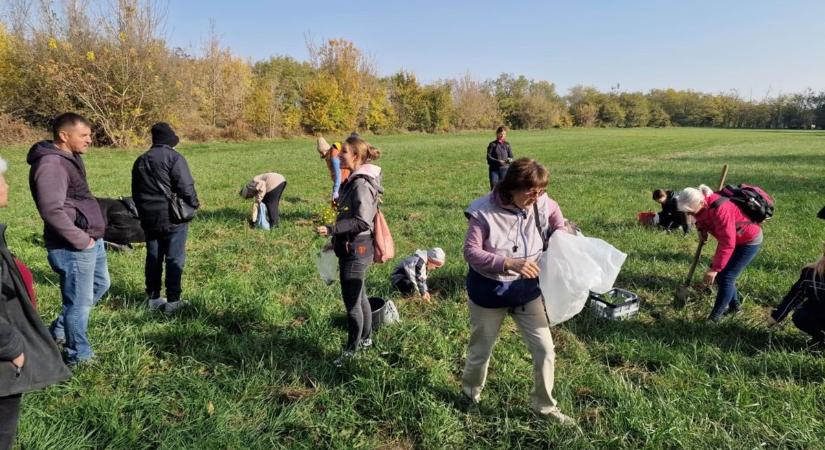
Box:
[360,338,373,349]
[333,350,356,367]
[539,408,577,427]
[163,300,186,315]
[148,297,167,311]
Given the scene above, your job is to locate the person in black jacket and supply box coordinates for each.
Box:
[652,189,690,234]
[131,123,199,315]
[486,126,514,190]
[0,156,71,449]
[768,246,825,344]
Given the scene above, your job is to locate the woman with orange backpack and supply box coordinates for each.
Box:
[317,136,383,365]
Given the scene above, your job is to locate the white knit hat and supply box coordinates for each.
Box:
[427,247,446,267]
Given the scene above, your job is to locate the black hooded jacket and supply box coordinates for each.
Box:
[0,225,71,397]
[658,190,690,234]
[131,145,199,234]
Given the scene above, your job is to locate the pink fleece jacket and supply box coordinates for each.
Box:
[695,192,762,272]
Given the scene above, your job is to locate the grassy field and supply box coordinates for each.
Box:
[1,128,824,449]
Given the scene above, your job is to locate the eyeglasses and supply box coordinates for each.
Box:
[523,188,545,198]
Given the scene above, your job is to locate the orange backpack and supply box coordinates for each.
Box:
[373,208,394,263]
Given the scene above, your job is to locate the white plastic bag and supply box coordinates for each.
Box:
[539,232,627,325]
[316,244,338,285]
[383,300,401,324]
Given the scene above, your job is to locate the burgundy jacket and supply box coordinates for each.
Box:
[27,141,105,250]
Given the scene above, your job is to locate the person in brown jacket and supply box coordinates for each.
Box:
[239,172,287,227]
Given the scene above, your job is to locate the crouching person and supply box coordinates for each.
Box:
[461,158,575,425]
[390,247,445,302]
[132,123,199,314]
[768,245,825,344]
[652,188,690,234]
[239,172,287,228]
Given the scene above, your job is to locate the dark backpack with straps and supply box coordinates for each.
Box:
[713,184,774,223]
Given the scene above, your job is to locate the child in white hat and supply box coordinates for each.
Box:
[390,247,446,302]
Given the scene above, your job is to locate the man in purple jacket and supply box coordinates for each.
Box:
[27,112,110,366]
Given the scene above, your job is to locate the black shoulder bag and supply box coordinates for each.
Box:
[145,156,196,223]
[533,203,552,252]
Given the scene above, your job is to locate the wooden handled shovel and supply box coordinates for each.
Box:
[674,164,728,307]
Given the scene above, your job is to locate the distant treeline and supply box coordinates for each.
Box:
[1,1,823,146]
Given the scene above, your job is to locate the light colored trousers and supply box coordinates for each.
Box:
[461,297,559,414]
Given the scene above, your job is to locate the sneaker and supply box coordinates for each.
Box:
[333,350,356,367]
[148,297,167,311]
[540,409,577,427]
[361,338,373,349]
[458,393,480,414]
[163,300,186,315]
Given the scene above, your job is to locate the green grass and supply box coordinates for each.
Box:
[2,128,824,449]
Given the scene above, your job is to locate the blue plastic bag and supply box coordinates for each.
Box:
[255,203,271,230]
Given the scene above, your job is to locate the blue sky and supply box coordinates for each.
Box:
[163,0,824,97]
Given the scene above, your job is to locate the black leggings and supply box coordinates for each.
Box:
[262,182,287,227]
[792,302,825,342]
[0,394,21,450]
[338,238,374,351]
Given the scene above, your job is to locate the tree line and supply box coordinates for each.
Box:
[1,1,824,147]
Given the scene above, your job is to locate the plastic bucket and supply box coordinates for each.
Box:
[636,211,656,226]
[369,296,386,331]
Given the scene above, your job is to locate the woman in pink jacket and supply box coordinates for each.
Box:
[677,184,763,321]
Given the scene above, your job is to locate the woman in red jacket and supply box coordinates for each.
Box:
[677,184,763,321]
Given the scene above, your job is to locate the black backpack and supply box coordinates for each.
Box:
[712,184,774,223]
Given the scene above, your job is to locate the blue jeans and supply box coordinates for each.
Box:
[709,243,761,320]
[488,166,508,190]
[145,224,188,302]
[47,239,110,364]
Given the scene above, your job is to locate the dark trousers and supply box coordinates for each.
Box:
[709,243,761,320]
[0,394,21,450]
[488,166,508,190]
[393,278,416,296]
[339,238,374,351]
[262,182,287,227]
[792,302,825,342]
[145,224,188,301]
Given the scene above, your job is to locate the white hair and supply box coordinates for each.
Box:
[0,157,7,174]
[677,184,714,213]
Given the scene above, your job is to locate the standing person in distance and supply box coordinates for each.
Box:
[486,126,514,190]
[316,136,383,365]
[27,112,110,366]
[132,123,199,315]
